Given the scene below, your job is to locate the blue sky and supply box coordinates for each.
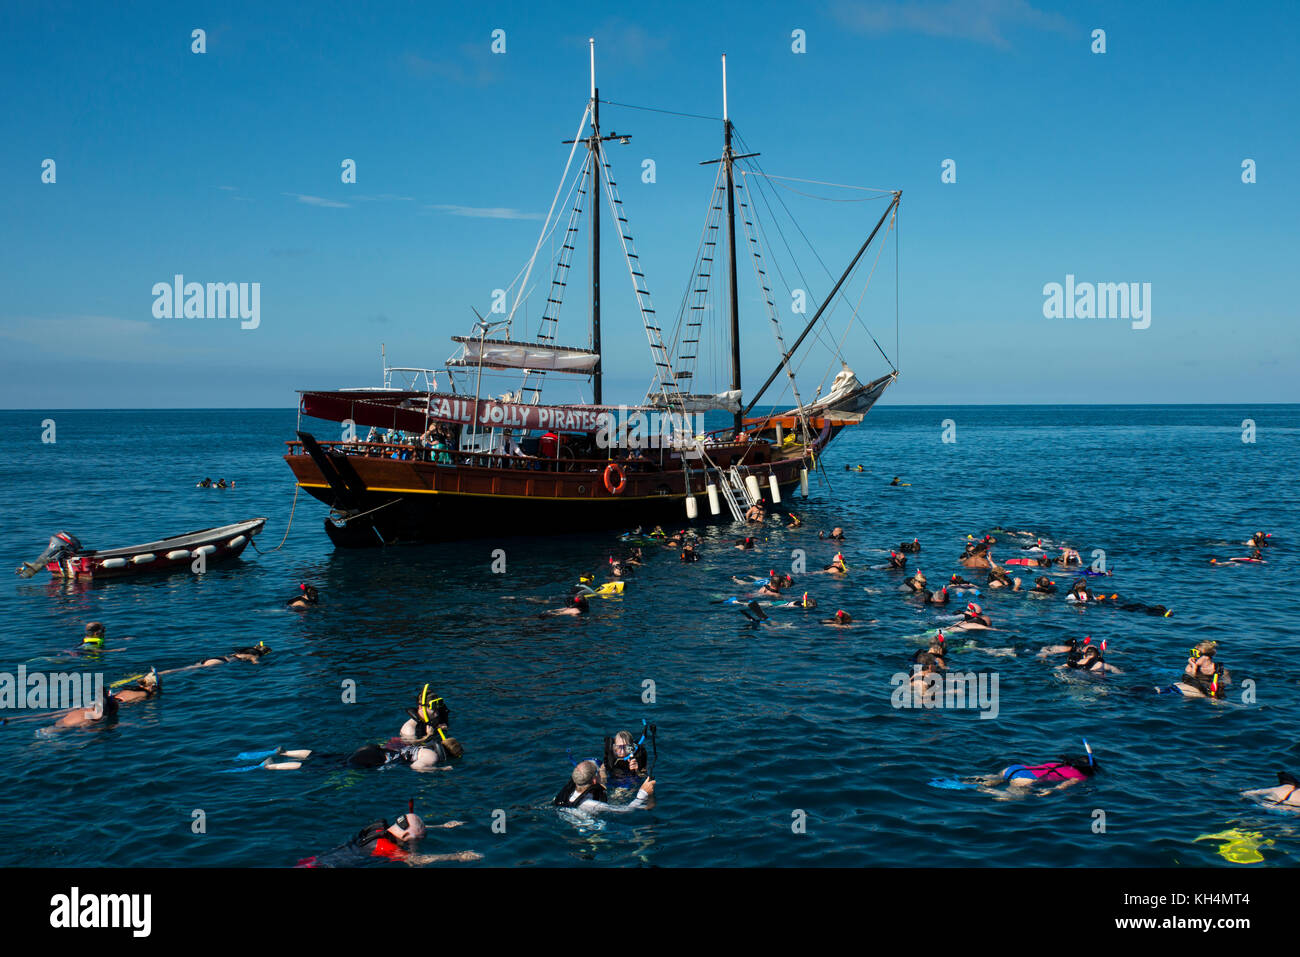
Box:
[1,0,1296,408]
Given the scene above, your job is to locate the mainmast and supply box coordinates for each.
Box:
[702,55,758,436]
[722,57,742,436]
[589,40,602,404]
[566,39,633,406]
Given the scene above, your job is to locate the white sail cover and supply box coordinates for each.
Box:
[650,389,743,414]
[449,337,599,373]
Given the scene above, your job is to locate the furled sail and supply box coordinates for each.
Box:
[448,337,599,373]
[649,389,743,414]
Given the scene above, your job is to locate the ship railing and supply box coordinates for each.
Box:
[284,439,674,476]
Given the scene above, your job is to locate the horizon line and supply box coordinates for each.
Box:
[3,402,1296,412]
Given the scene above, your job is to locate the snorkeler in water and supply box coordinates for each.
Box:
[287,584,319,609]
[1055,547,1082,567]
[959,542,993,570]
[51,668,162,729]
[909,652,945,692]
[986,565,1021,591]
[899,538,921,553]
[599,725,654,789]
[1210,548,1266,565]
[913,633,948,670]
[296,806,480,867]
[819,527,846,541]
[886,550,907,570]
[903,569,927,593]
[1242,772,1300,812]
[735,536,756,550]
[541,595,590,617]
[979,741,1100,793]
[1058,639,1121,674]
[947,602,991,631]
[32,622,125,663]
[774,592,817,609]
[160,642,271,674]
[823,553,850,575]
[399,686,450,741]
[926,587,950,606]
[820,610,853,627]
[1038,635,1088,658]
[346,736,464,771]
[1031,575,1058,595]
[554,760,654,816]
[1169,641,1230,698]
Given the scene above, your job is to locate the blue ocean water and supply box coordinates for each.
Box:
[0,405,1296,868]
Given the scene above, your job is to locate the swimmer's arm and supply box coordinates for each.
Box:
[404,850,483,865]
[580,781,655,815]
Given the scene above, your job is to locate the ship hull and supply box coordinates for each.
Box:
[286,449,809,546]
[308,479,806,547]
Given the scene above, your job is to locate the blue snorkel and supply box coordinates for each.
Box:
[1083,738,1094,767]
[566,748,600,768]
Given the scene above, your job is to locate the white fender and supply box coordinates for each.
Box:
[166,550,191,560]
[131,554,155,564]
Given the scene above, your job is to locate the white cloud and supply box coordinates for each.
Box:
[428,204,543,220]
[284,192,350,208]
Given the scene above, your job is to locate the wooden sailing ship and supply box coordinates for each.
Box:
[284,45,900,546]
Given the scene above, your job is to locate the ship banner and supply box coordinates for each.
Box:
[300,391,702,443]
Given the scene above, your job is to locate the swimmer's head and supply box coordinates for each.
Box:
[913,652,939,673]
[1061,754,1100,776]
[97,688,120,718]
[392,811,426,841]
[1190,640,1218,659]
[834,610,852,624]
[966,602,982,616]
[250,641,271,657]
[572,760,600,788]
[573,595,590,613]
[83,621,106,643]
[298,583,319,602]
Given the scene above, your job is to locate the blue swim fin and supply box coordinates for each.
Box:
[235,748,280,762]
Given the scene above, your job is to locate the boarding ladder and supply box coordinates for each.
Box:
[713,468,748,524]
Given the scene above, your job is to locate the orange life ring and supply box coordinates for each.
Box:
[603,462,627,495]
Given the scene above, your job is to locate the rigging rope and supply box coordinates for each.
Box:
[598,98,720,122]
[505,105,592,328]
